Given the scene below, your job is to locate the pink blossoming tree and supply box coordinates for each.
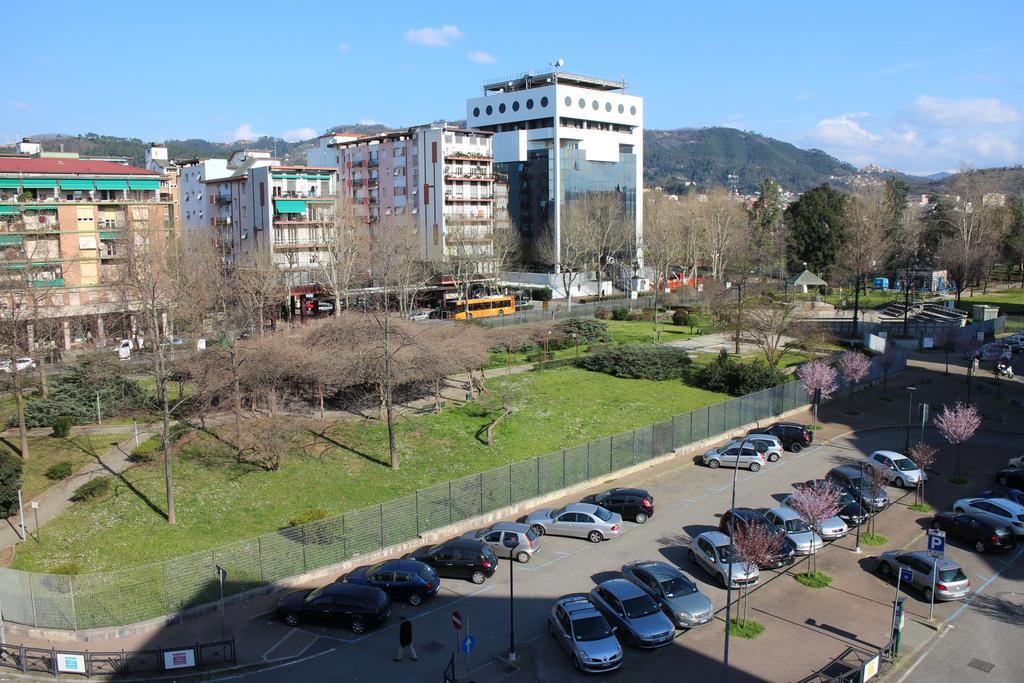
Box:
[798,359,838,427]
[908,442,938,504]
[789,481,842,573]
[838,351,872,411]
[934,402,982,477]
[731,521,785,623]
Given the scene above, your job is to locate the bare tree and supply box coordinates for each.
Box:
[235,250,288,335]
[320,189,370,314]
[538,209,589,311]
[698,189,746,280]
[374,215,428,316]
[582,194,632,301]
[444,221,492,317]
[839,192,887,335]
[932,326,958,376]
[744,302,819,368]
[643,192,686,342]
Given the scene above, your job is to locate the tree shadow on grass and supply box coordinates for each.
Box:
[304,427,390,469]
[66,436,169,522]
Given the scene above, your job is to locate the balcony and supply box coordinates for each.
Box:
[213,194,232,205]
[212,218,231,228]
[444,152,492,162]
[444,170,493,181]
[445,194,493,202]
[445,213,491,223]
[367,158,379,168]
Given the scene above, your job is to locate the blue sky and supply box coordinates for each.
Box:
[3,0,1022,175]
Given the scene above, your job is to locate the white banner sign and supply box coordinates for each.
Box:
[164,648,196,670]
[57,653,86,673]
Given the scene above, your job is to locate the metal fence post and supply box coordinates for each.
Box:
[448,482,453,524]
[537,457,541,495]
[69,576,77,631]
[28,575,37,628]
[707,406,711,438]
[379,504,385,550]
[671,415,678,450]
[586,442,591,480]
[257,537,265,583]
[632,431,637,465]
[690,410,694,444]
[480,473,485,514]
[508,464,513,505]
[415,490,420,536]
[562,450,567,487]
[301,525,308,571]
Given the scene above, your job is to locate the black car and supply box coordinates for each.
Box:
[718,508,796,569]
[825,466,890,512]
[341,559,440,606]
[996,468,1024,489]
[276,583,391,632]
[747,421,813,452]
[801,479,869,526]
[931,512,1016,553]
[407,538,499,584]
[581,488,655,524]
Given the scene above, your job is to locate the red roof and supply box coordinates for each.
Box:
[0,157,159,176]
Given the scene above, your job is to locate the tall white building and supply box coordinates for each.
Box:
[466,69,643,283]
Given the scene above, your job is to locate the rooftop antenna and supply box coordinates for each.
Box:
[550,58,564,71]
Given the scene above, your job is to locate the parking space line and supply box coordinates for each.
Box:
[262,628,298,662]
[521,550,572,572]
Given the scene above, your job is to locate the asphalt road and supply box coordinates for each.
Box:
[211,428,1022,683]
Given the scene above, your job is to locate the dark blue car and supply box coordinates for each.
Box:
[341,559,440,606]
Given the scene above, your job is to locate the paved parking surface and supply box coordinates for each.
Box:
[213,426,1023,683]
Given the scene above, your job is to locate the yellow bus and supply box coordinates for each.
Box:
[447,295,516,320]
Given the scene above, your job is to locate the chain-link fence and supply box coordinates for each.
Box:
[0,352,905,631]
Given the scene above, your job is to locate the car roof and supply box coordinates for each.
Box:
[606,487,647,496]
[829,465,862,477]
[557,594,601,618]
[901,550,961,570]
[743,433,780,441]
[490,522,529,532]
[871,450,907,459]
[565,502,601,514]
[438,538,487,551]
[325,583,386,599]
[697,530,732,546]
[379,559,429,571]
[629,560,682,581]
[766,507,801,520]
[599,578,646,599]
[727,507,770,521]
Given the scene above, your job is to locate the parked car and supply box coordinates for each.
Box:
[702,443,766,472]
[276,582,391,632]
[995,467,1024,489]
[462,522,540,563]
[621,560,714,629]
[1007,454,1024,469]
[589,579,676,649]
[877,550,971,601]
[406,538,498,584]
[526,503,622,543]
[687,531,759,588]
[717,508,796,569]
[952,497,1024,536]
[799,479,869,527]
[341,559,439,606]
[736,433,785,462]
[764,507,824,555]
[862,450,928,488]
[825,466,891,512]
[780,494,849,540]
[408,308,432,321]
[581,488,655,524]
[547,594,623,673]
[978,486,1024,505]
[930,512,1017,553]
[747,421,814,452]
[0,357,36,373]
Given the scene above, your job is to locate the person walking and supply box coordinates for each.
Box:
[395,616,418,662]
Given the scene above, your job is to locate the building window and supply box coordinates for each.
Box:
[592,100,599,110]
[605,102,612,112]
[512,101,520,112]
[578,98,585,108]
[630,105,637,115]
[526,99,534,110]
[499,103,506,113]
[541,96,549,107]
[618,104,625,114]
[564,96,572,106]
[473,107,480,117]
[485,105,492,115]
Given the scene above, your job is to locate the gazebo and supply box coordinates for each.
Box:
[787,269,828,294]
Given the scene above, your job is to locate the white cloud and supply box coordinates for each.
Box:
[282,127,318,142]
[10,101,30,111]
[466,50,496,64]
[965,131,1020,160]
[812,113,881,147]
[404,25,463,47]
[225,123,261,142]
[338,42,351,54]
[909,95,1021,127]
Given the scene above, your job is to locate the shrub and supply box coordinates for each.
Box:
[555,318,610,344]
[0,450,23,517]
[672,309,687,326]
[287,508,329,528]
[611,306,630,321]
[74,477,111,502]
[528,287,552,301]
[45,461,73,480]
[50,561,83,575]
[594,308,612,320]
[579,344,691,380]
[697,350,785,396]
[128,434,161,463]
[51,415,74,438]
[23,353,147,428]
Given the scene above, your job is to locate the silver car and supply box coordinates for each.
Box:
[737,434,784,462]
[547,595,623,673]
[621,560,714,629]
[526,503,622,543]
[688,531,759,589]
[878,550,970,601]
[702,444,766,472]
[764,507,824,555]
[863,450,927,488]
[462,522,540,563]
[781,494,849,540]
[952,497,1024,536]
[590,579,676,649]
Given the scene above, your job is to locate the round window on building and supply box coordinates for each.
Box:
[526,98,534,109]
[605,102,612,112]
[618,104,625,113]
[630,105,637,115]
[473,107,480,117]
[485,105,493,115]
[564,96,572,106]
[578,98,585,108]
[592,100,599,110]
[541,96,549,107]
[512,101,520,112]
[499,103,506,113]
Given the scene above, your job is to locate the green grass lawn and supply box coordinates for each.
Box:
[12,366,729,572]
[0,433,124,501]
[961,288,1024,316]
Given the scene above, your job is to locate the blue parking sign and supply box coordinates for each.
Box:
[927,529,945,557]
[899,566,913,584]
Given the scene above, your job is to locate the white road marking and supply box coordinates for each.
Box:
[262,627,299,662]
[894,625,953,683]
[521,550,573,572]
[213,647,336,681]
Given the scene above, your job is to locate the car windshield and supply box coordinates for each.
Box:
[785,518,812,533]
[305,586,325,603]
[593,507,613,522]
[994,527,1011,537]
[425,544,443,557]
[526,528,538,542]
[660,577,697,597]
[938,567,967,582]
[717,544,739,563]
[837,489,856,504]
[365,562,386,577]
[621,595,660,618]
[892,458,917,471]
[417,565,436,580]
[573,616,612,641]
[550,507,566,519]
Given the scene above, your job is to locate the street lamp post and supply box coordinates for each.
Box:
[854,462,864,553]
[722,439,747,682]
[904,386,917,452]
[30,501,39,542]
[14,480,25,541]
[503,535,518,662]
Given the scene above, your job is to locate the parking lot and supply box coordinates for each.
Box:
[216,422,1023,683]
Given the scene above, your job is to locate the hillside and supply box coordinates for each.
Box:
[644,127,858,194]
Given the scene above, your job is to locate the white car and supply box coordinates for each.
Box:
[781,494,849,540]
[0,357,37,373]
[408,309,431,321]
[952,497,1024,536]
[862,450,928,488]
